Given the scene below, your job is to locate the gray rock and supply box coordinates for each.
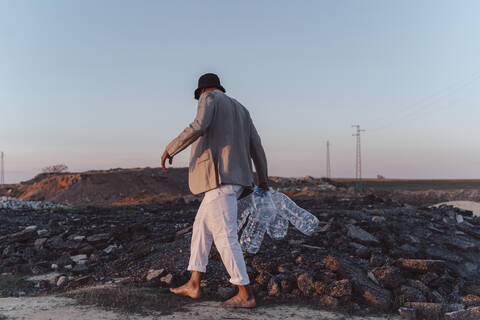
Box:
[368,271,380,286]
[8,229,37,243]
[160,273,173,286]
[86,233,110,244]
[57,276,67,287]
[37,229,48,236]
[47,236,67,250]
[146,268,165,281]
[34,238,48,247]
[372,216,386,223]
[103,244,117,254]
[456,214,464,224]
[70,254,88,264]
[72,264,88,273]
[24,225,38,232]
[347,224,379,245]
[399,244,419,255]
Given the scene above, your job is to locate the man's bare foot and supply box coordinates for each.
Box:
[169,282,201,299]
[220,294,256,308]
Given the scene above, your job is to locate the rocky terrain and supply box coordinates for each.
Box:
[1,185,480,319]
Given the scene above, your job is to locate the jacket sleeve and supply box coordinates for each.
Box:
[166,93,215,157]
[249,116,268,186]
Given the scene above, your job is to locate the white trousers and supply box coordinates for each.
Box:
[188,184,250,286]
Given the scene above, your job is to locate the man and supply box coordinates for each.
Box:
[161,73,268,308]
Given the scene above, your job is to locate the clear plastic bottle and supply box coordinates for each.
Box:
[273,191,319,235]
[239,188,275,253]
[266,212,288,240]
[267,190,289,239]
[237,195,252,232]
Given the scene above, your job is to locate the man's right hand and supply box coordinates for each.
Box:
[259,182,268,190]
[161,150,173,173]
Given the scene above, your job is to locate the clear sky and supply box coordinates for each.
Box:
[1,1,479,183]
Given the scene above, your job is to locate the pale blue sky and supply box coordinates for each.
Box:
[1,1,479,183]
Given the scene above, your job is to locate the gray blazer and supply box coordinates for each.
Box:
[166,90,268,195]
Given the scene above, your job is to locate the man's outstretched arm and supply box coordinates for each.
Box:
[162,93,215,172]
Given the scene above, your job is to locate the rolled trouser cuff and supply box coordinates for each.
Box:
[187,265,206,273]
[229,277,250,286]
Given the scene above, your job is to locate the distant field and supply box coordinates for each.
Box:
[332,178,480,192]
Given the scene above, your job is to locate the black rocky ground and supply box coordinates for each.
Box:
[1,195,480,319]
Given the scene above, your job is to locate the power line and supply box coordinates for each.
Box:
[352,125,365,180]
[368,71,480,132]
[326,140,331,178]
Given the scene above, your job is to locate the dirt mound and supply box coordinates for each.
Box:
[6,168,190,207]
[2,168,342,208]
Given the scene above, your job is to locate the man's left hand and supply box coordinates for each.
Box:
[161,150,173,173]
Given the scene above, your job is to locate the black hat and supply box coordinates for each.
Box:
[194,73,226,100]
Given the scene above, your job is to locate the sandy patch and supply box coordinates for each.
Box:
[0,296,400,320]
[432,200,480,216]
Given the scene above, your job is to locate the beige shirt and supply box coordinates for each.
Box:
[166,90,268,195]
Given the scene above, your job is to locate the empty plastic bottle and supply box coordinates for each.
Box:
[238,189,319,252]
[237,195,252,232]
[266,211,288,240]
[273,191,319,235]
[239,188,275,253]
[266,190,289,239]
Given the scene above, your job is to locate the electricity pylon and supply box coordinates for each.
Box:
[326,141,331,179]
[352,125,365,180]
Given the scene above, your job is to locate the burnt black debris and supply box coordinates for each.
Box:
[0,194,479,319]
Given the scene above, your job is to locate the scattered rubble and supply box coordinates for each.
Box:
[1,190,479,319]
[0,196,70,210]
